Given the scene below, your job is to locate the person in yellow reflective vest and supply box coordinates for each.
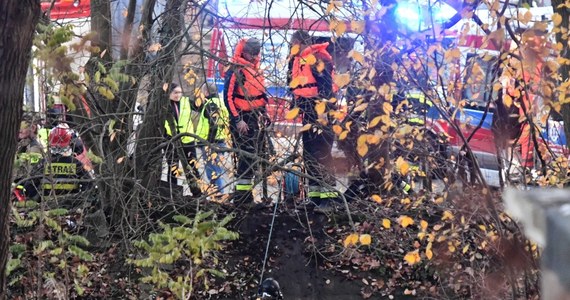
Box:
[196,83,230,196]
[164,83,202,197]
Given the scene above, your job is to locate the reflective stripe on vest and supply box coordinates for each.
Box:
[18,152,42,164]
[43,162,80,191]
[196,97,230,141]
[320,191,339,199]
[43,183,79,190]
[236,184,253,191]
[45,163,76,175]
[405,91,432,107]
[165,97,196,144]
[408,118,425,125]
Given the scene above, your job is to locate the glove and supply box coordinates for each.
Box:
[170,165,182,177]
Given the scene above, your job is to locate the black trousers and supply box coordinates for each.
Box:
[230,111,265,183]
[300,99,336,189]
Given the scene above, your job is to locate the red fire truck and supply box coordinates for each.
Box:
[41,0,91,20]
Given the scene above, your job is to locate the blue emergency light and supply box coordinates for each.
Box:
[395,2,422,31]
[395,1,457,31]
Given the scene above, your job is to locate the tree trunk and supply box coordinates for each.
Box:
[0,0,41,297]
[135,0,184,186]
[91,0,113,62]
[125,0,184,225]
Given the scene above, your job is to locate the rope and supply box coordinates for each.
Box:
[258,178,282,291]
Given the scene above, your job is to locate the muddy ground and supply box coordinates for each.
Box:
[216,205,363,300]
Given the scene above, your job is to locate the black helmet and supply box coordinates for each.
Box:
[258,278,283,299]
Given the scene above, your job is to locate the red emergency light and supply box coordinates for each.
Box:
[41,0,91,20]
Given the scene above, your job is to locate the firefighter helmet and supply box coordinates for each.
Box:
[48,127,72,153]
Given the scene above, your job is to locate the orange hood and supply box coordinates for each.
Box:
[299,42,332,61]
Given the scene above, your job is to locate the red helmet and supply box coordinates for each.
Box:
[48,127,72,149]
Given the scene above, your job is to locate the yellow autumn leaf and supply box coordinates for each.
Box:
[289,77,300,88]
[478,225,487,232]
[434,197,444,204]
[332,124,343,136]
[351,20,365,34]
[371,194,382,204]
[359,234,372,246]
[382,218,391,229]
[553,13,563,26]
[493,82,502,91]
[330,19,347,35]
[441,210,454,221]
[290,44,300,56]
[353,103,368,112]
[285,107,300,120]
[444,48,461,61]
[357,143,368,157]
[343,233,359,247]
[338,130,348,140]
[333,73,351,88]
[404,250,421,265]
[503,94,512,108]
[116,156,125,164]
[420,220,428,231]
[349,50,364,64]
[302,54,317,65]
[448,244,456,253]
[300,124,312,132]
[357,134,367,146]
[366,134,380,145]
[399,215,414,228]
[162,83,169,92]
[317,117,328,126]
[383,102,393,114]
[148,43,162,52]
[326,1,342,13]
[369,116,382,128]
[417,232,426,240]
[426,248,433,260]
[316,61,325,72]
[462,245,469,254]
[399,161,410,176]
[520,10,532,24]
[315,101,326,115]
